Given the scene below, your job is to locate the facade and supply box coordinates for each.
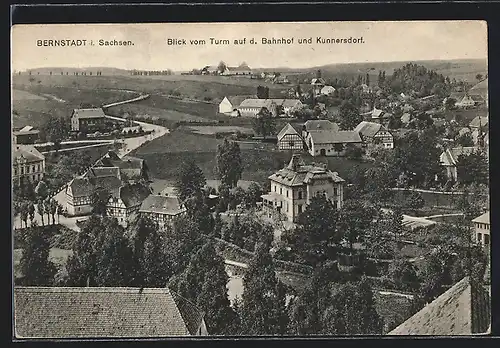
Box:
[70,108,107,133]
[261,154,345,222]
[237,99,278,117]
[320,85,336,96]
[13,126,40,144]
[106,184,152,227]
[12,145,45,184]
[218,96,251,115]
[439,146,478,181]
[139,194,187,230]
[277,123,304,151]
[472,211,490,250]
[311,78,326,96]
[222,63,252,76]
[306,131,363,157]
[354,121,394,149]
[94,151,149,184]
[14,287,208,338]
[456,94,484,108]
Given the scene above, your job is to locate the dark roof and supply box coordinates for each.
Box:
[277,123,301,140]
[110,184,151,208]
[83,166,121,179]
[354,121,390,138]
[96,153,145,179]
[224,96,252,108]
[389,277,491,335]
[68,176,123,198]
[72,108,106,119]
[14,287,205,338]
[13,145,45,162]
[139,195,186,215]
[308,130,362,144]
[269,154,345,186]
[238,99,276,109]
[303,120,339,132]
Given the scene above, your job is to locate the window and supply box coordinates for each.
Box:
[32,165,35,173]
[14,168,17,176]
[274,185,276,192]
[289,141,295,147]
[21,167,24,175]
[298,191,303,199]
[477,233,482,243]
[280,187,282,195]
[484,234,490,246]
[298,204,303,214]
[334,187,338,196]
[286,190,289,198]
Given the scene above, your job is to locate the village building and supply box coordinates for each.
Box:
[70,108,108,133]
[469,115,488,130]
[439,146,479,182]
[13,126,40,145]
[400,113,412,126]
[201,65,219,75]
[14,287,208,338]
[301,120,339,139]
[237,99,278,117]
[106,183,152,227]
[94,151,149,184]
[305,130,363,157]
[221,62,252,76]
[360,83,372,94]
[277,123,304,151]
[218,96,250,115]
[320,85,336,96]
[389,276,490,335]
[12,145,45,185]
[354,121,394,149]
[272,75,289,84]
[455,94,483,108]
[472,211,490,250]
[362,107,390,125]
[261,154,345,222]
[139,194,187,230]
[311,77,326,96]
[121,125,142,135]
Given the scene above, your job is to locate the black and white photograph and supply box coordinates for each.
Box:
[11,20,490,339]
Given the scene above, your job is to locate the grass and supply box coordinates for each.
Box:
[187,125,254,135]
[106,103,209,124]
[45,144,112,165]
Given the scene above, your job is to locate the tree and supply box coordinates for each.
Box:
[27,202,35,226]
[475,73,483,82]
[41,115,70,150]
[215,138,243,189]
[131,217,173,287]
[241,243,288,335]
[456,149,489,186]
[19,223,57,286]
[337,200,376,252]
[244,182,263,208]
[90,188,111,216]
[34,180,49,201]
[322,278,383,335]
[445,97,457,111]
[252,107,276,138]
[338,100,362,130]
[456,132,474,147]
[36,199,46,226]
[288,195,340,266]
[217,61,227,74]
[257,85,270,99]
[174,159,206,202]
[386,259,419,292]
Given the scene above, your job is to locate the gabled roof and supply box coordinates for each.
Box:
[321,86,336,94]
[13,145,45,162]
[277,123,301,140]
[388,277,491,335]
[222,96,253,108]
[67,176,123,198]
[83,166,121,179]
[354,121,388,138]
[308,130,362,144]
[238,99,276,109]
[139,194,186,215]
[72,108,106,119]
[110,184,151,208]
[14,286,205,338]
[303,120,339,132]
[311,78,326,85]
[440,146,478,167]
[469,116,489,129]
[472,211,489,225]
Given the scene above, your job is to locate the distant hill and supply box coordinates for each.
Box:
[256,59,488,83]
[17,67,132,76]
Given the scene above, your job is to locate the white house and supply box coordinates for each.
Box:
[218,96,250,115]
[139,194,187,230]
[261,154,345,222]
[439,146,479,181]
[320,85,336,96]
[472,211,490,250]
[305,130,363,157]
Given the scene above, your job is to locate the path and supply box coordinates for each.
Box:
[102,94,150,108]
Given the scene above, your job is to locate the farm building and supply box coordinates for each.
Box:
[354,121,394,149]
[305,130,362,157]
[311,77,326,96]
[301,119,339,139]
[237,99,279,117]
[13,287,208,338]
[277,123,304,151]
[139,194,187,230]
[218,96,250,115]
[106,183,151,227]
[320,85,336,96]
[439,146,480,181]
[389,277,490,335]
[456,94,483,108]
[13,126,40,145]
[221,62,252,76]
[70,108,107,133]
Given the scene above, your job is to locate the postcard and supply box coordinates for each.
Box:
[11,20,490,339]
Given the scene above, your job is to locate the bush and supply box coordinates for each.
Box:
[345,145,363,160]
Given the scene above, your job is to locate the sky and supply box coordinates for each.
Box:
[11,21,488,72]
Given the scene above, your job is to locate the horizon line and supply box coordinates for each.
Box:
[13,57,488,73]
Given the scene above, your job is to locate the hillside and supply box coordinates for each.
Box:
[17,67,131,76]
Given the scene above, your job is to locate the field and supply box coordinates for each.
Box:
[187,125,254,135]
